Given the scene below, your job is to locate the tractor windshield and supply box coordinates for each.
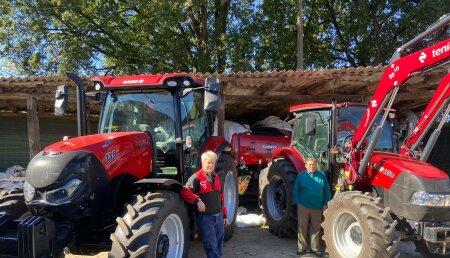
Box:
[338,106,394,152]
[99,90,176,153]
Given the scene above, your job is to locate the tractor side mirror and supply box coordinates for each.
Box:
[305,117,316,136]
[54,85,68,116]
[204,78,220,112]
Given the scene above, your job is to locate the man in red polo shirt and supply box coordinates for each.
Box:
[181,151,228,258]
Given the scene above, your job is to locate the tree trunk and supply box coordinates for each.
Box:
[296,0,304,70]
[215,0,230,73]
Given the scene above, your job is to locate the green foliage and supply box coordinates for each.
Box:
[0,0,448,76]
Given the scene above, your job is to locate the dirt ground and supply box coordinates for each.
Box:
[66,212,424,258]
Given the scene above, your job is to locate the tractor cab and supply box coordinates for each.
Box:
[290,103,396,183]
[89,74,220,182]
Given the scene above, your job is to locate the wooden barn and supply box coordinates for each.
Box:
[0,66,448,171]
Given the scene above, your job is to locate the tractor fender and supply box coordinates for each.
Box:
[201,136,236,162]
[272,147,305,172]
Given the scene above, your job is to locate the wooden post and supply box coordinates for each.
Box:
[27,93,41,159]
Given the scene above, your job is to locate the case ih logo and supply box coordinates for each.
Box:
[123,79,144,84]
[200,180,208,189]
[263,145,277,149]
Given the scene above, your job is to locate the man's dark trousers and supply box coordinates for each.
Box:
[196,213,224,258]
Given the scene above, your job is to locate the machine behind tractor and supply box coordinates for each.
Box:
[260,14,450,257]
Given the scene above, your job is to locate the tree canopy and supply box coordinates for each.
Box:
[0,0,448,76]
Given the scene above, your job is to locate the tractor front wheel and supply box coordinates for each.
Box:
[322,191,400,258]
[0,177,28,219]
[261,158,297,237]
[109,191,189,258]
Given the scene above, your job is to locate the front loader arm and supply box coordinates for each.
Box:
[350,14,450,176]
[401,73,450,156]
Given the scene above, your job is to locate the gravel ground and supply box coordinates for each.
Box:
[66,212,424,258]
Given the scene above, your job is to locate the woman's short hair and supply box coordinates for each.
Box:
[201,150,218,162]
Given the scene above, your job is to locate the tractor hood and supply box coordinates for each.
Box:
[371,152,448,180]
[369,151,448,183]
[26,132,153,189]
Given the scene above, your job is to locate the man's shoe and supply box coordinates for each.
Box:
[312,251,325,257]
[297,250,306,255]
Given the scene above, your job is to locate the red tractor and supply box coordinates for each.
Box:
[261,14,450,257]
[0,73,241,257]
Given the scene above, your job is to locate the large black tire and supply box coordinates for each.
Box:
[261,158,297,237]
[414,240,446,257]
[322,191,400,258]
[216,153,239,241]
[0,189,28,219]
[109,191,189,258]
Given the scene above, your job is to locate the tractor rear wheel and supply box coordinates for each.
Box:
[109,191,189,258]
[322,191,400,258]
[261,158,297,237]
[216,153,239,241]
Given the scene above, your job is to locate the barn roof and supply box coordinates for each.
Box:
[0,66,447,122]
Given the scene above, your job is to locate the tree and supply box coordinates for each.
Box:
[0,0,448,76]
[0,0,233,75]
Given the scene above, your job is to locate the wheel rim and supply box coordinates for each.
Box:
[156,213,184,258]
[224,171,237,224]
[266,175,286,221]
[333,211,362,258]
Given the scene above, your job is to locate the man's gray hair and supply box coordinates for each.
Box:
[201,150,218,162]
[305,157,317,163]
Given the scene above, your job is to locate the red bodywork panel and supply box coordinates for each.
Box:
[401,73,450,155]
[91,73,204,88]
[272,147,305,173]
[44,132,152,180]
[360,151,449,190]
[201,136,236,165]
[353,38,450,148]
[231,133,291,166]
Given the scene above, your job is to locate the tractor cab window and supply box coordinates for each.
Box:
[338,106,394,153]
[293,110,330,172]
[100,91,176,148]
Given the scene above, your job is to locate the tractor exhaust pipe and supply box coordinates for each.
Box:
[67,73,87,136]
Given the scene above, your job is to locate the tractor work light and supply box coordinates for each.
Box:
[410,190,450,207]
[183,80,191,86]
[94,82,103,91]
[166,80,177,87]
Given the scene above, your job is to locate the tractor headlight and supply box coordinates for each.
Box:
[46,178,84,204]
[410,190,450,207]
[23,181,35,202]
